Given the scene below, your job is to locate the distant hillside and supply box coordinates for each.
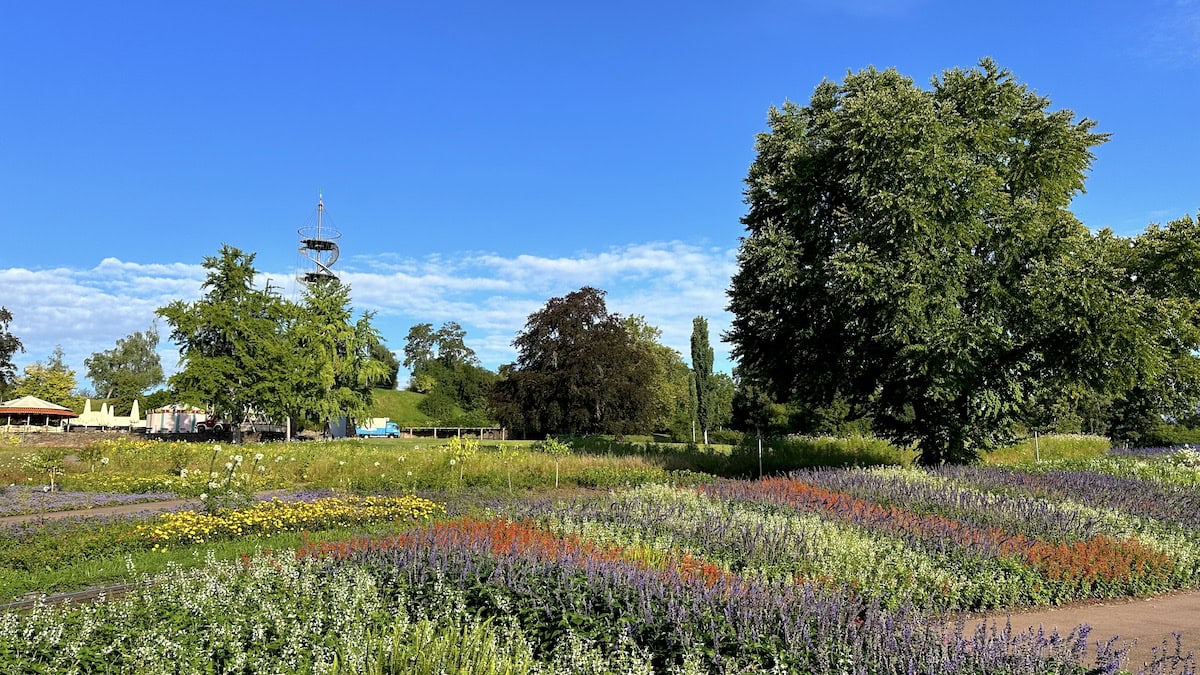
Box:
[369,389,466,426]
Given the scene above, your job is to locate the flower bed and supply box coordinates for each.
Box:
[137,495,444,548]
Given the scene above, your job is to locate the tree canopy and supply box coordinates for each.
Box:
[402,321,495,424]
[158,245,383,431]
[625,316,692,437]
[10,346,80,409]
[403,321,478,372]
[158,246,288,425]
[85,327,164,415]
[369,340,400,390]
[293,278,386,427]
[492,287,654,436]
[691,316,716,444]
[0,307,23,397]
[728,59,1191,464]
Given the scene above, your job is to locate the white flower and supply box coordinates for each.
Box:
[406,471,413,477]
[254,453,264,461]
[256,466,265,473]
[449,459,456,466]
[374,461,381,467]
[398,456,406,462]
[275,456,283,462]
[225,462,234,471]
[42,485,50,493]
[214,446,222,453]
[200,493,208,501]
[100,457,110,465]
[339,461,346,466]
[234,455,243,464]
[180,469,189,478]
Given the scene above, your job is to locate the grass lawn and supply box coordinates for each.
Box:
[368,389,461,426]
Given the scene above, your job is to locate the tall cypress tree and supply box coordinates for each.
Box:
[691,316,715,445]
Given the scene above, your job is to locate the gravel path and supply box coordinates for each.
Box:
[0,498,199,526]
[970,591,1199,670]
[0,490,295,526]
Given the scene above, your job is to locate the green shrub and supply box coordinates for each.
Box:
[706,429,744,446]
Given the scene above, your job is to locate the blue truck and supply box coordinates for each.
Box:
[355,418,401,438]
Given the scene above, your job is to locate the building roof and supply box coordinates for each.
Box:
[0,395,78,417]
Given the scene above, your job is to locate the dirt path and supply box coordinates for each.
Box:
[0,490,294,527]
[969,591,1199,670]
[0,498,198,526]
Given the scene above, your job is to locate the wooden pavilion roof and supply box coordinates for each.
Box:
[0,395,78,417]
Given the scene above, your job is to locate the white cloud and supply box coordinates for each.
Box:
[1,240,738,391]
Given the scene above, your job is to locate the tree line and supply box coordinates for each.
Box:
[0,310,165,415]
[3,58,1195,459]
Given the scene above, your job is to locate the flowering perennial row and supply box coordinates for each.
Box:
[703,477,1173,595]
[137,495,444,547]
[309,516,1132,673]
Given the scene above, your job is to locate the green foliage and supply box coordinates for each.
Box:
[690,317,715,442]
[536,436,573,458]
[535,436,572,488]
[403,322,495,422]
[142,388,174,412]
[413,360,497,422]
[727,59,1188,466]
[158,246,384,432]
[403,321,479,372]
[492,287,656,436]
[295,277,385,427]
[625,316,692,435]
[10,348,80,410]
[0,307,22,398]
[84,326,164,415]
[158,246,296,425]
[416,389,457,421]
[370,339,401,390]
[24,448,67,491]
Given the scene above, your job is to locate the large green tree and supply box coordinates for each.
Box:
[1101,215,1200,442]
[158,246,300,426]
[492,287,654,436]
[626,316,692,436]
[159,246,385,433]
[403,320,494,421]
[728,59,1181,464]
[691,316,716,444]
[402,323,437,371]
[0,307,23,397]
[293,278,386,429]
[85,327,164,415]
[10,347,80,409]
[369,340,400,390]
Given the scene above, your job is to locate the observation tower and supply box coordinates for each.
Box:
[297,194,341,285]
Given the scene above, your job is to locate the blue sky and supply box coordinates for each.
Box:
[2,0,1198,391]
